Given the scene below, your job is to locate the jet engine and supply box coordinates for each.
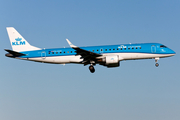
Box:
[98,55,120,67]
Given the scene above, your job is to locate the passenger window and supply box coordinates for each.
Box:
[109,49,111,51]
[124,48,126,50]
[56,52,58,54]
[128,48,130,50]
[132,47,134,49]
[67,51,69,53]
[52,52,54,54]
[113,49,115,50]
[71,51,72,53]
[117,48,119,50]
[105,49,107,51]
[140,47,141,49]
[97,50,99,51]
[48,51,51,54]
[60,52,62,53]
[121,48,122,50]
[64,51,65,53]
[136,47,138,49]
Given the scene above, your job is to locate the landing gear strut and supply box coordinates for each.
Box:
[89,65,95,73]
[155,57,159,67]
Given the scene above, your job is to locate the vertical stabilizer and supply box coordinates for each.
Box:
[6,27,41,52]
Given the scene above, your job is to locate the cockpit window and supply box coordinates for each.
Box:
[160,45,167,48]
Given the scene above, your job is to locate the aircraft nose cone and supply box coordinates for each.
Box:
[173,51,176,54]
[170,49,176,55]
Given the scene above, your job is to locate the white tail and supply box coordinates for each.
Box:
[6,27,41,52]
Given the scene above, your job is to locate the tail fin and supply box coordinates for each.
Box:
[6,27,41,52]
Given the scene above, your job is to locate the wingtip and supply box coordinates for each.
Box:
[66,38,70,43]
[65,39,77,48]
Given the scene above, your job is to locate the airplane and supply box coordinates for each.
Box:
[5,27,176,73]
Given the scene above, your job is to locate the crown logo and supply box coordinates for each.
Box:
[15,37,22,41]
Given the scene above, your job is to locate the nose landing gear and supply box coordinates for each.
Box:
[155,57,159,67]
[89,65,95,73]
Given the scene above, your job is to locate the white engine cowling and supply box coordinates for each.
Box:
[104,55,119,67]
[105,55,119,64]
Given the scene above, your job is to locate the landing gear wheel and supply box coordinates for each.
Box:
[89,65,95,73]
[155,58,160,67]
[155,63,159,67]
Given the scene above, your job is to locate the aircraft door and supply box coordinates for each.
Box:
[41,51,46,59]
[151,45,156,53]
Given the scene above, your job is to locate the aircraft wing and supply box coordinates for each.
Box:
[66,39,102,64]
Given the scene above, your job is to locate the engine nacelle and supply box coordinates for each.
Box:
[105,55,119,64]
[98,55,120,67]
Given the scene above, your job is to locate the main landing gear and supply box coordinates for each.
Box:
[89,65,95,73]
[155,57,159,67]
[88,61,96,73]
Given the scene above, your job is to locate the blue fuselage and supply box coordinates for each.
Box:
[20,43,175,58]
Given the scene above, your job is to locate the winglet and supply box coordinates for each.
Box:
[66,39,78,48]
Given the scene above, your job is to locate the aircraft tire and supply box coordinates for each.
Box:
[155,63,159,67]
[89,65,95,73]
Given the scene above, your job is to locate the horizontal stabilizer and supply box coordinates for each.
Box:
[5,49,26,57]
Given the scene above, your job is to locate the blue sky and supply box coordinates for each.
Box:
[0,0,180,120]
